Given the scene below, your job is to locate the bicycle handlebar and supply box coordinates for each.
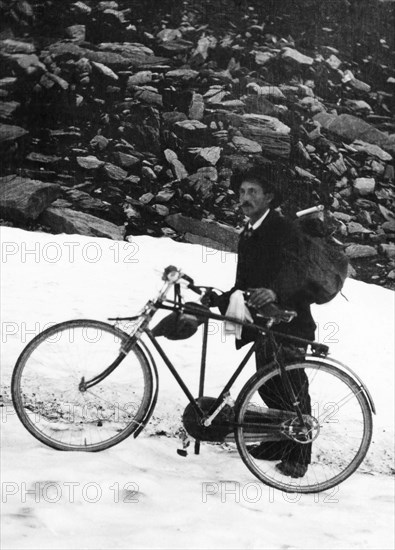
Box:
[160,266,297,324]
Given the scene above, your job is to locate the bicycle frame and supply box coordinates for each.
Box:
[80,273,329,434]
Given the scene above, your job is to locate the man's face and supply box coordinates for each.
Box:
[239,179,274,224]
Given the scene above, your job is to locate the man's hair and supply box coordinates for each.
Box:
[231,165,282,207]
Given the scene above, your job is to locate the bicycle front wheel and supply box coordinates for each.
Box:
[235,360,373,493]
[12,320,154,451]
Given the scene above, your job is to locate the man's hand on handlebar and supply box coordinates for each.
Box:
[201,289,222,308]
[246,288,277,310]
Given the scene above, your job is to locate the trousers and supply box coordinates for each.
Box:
[255,337,312,465]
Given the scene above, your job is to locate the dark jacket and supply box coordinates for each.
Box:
[220,210,316,344]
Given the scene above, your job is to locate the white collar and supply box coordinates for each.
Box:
[248,208,270,231]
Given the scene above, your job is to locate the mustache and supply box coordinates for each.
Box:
[240,202,253,208]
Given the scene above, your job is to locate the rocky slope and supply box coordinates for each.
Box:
[0,0,394,288]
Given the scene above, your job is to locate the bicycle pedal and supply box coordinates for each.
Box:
[177,449,188,457]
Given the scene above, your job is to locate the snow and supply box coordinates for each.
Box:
[1,227,394,549]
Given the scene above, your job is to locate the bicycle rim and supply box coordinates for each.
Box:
[235,361,373,493]
[12,320,153,451]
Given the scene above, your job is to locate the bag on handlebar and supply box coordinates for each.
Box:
[152,302,209,340]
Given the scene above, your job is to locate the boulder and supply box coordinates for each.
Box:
[350,140,392,162]
[76,156,105,170]
[314,113,395,154]
[0,101,20,121]
[0,176,61,222]
[0,123,28,144]
[40,206,125,240]
[164,149,188,180]
[345,244,377,258]
[232,135,262,153]
[282,47,314,66]
[353,177,376,196]
[165,214,239,252]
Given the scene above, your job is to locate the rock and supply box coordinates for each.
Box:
[0,101,20,121]
[379,244,395,259]
[112,152,139,169]
[157,28,182,42]
[314,113,395,155]
[0,39,35,54]
[378,205,395,222]
[164,149,188,180]
[155,189,175,203]
[1,53,46,75]
[26,152,61,165]
[158,38,194,55]
[0,175,61,222]
[127,71,153,87]
[229,113,291,158]
[344,100,373,115]
[92,61,119,80]
[165,68,199,81]
[232,135,262,153]
[45,73,69,90]
[103,163,127,181]
[141,166,157,181]
[63,188,111,217]
[0,77,18,91]
[188,146,221,167]
[342,70,371,93]
[382,220,395,233]
[345,244,377,258]
[253,51,275,65]
[188,93,205,121]
[187,169,216,200]
[190,35,217,61]
[174,119,208,147]
[351,140,392,162]
[299,97,326,114]
[152,204,169,216]
[134,87,163,108]
[76,156,105,170]
[41,206,124,240]
[0,123,28,144]
[247,83,286,100]
[326,54,342,70]
[353,177,376,196]
[73,1,92,14]
[327,155,347,177]
[347,221,372,234]
[90,135,109,151]
[282,47,314,66]
[165,214,239,252]
[333,212,353,223]
[124,105,160,154]
[139,192,154,204]
[66,25,86,41]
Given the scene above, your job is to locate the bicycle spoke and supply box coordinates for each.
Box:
[235,360,372,493]
[12,321,153,451]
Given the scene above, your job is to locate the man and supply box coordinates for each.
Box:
[210,166,316,478]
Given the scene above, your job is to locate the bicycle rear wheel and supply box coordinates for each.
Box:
[12,320,154,451]
[235,360,373,493]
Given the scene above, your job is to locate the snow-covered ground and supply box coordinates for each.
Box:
[1,227,394,549]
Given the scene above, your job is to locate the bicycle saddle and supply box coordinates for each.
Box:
[253,303,297,324]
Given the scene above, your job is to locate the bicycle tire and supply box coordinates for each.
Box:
[11,320,154,451]
[235,359,373,493]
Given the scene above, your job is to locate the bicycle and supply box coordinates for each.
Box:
[11,266,375,493]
